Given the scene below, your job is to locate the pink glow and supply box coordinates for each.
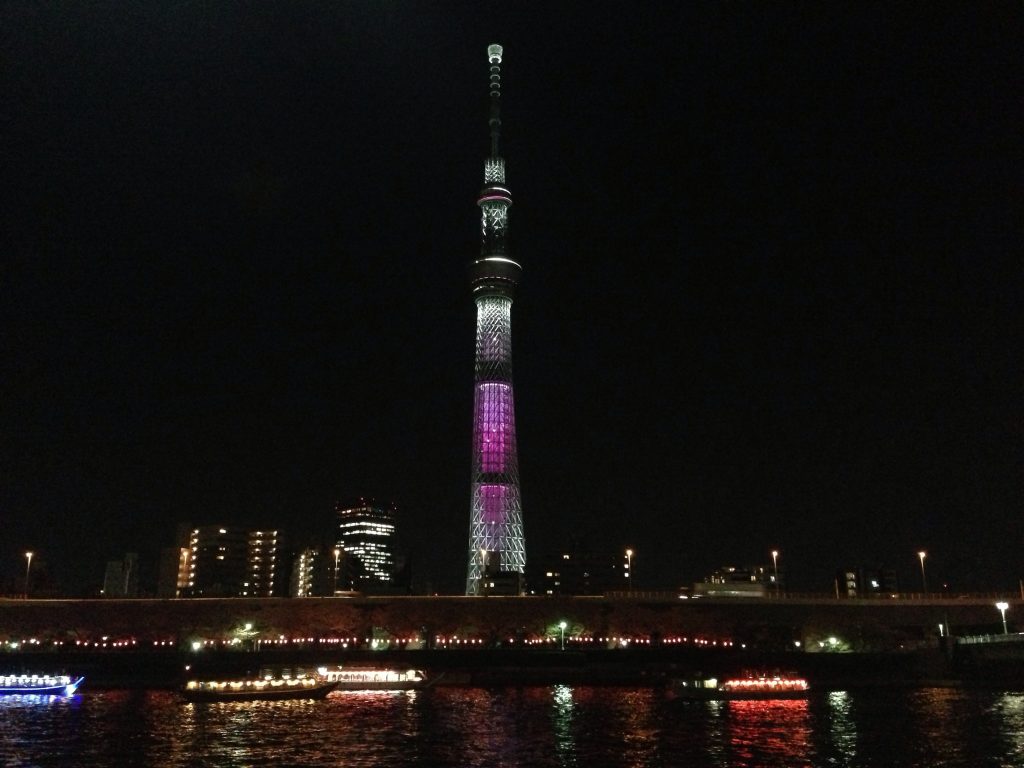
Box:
[475,382,514,473]
[478,484,507,524]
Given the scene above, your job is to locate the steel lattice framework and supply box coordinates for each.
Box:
[466,45,526,595]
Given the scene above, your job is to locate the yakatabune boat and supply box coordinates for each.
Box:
[317,666,431,691]
[672,674,810,700]
[0,674,85,696]
[181,674,336,702]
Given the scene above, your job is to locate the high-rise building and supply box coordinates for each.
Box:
[101,553,139,598]
[246,529,279,596]
[179,526,282,597]
[156,545,190,598]
[289,543,355,597]
[157,523,192,598]
[533,547,624,596]
[835,565,899,597]
[465,44,526,596]
[335,499,396,587]
[290,546,327,597]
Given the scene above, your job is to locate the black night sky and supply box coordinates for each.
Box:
[3,3,1021,595]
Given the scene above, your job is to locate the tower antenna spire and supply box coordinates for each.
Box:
[466,44,525,596]
[487,44,503,156]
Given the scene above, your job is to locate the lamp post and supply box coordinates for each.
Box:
[918,551,928,594]
[996,601,1009,635]
[333,548,341,593]
[625,549,633,589]
[771,550,779,595]
[559,621,567,651]
[24,552,33,598]
[478,549,488,595]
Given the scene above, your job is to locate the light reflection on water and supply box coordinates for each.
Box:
[825,690,857,766]
[718,698,813,766]
[551,684,575,767]
[1,686,1022,767]
[993,692,1024,766]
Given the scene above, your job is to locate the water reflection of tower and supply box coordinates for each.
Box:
[465,44,526,596]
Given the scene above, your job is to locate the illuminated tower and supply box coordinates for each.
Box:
[466,44,526,595]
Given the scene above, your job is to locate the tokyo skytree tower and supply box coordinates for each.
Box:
[465,44,526,595]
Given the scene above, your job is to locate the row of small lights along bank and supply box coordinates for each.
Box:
[5,634,740,651]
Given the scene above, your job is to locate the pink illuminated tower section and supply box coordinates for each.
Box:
[465,44,526,595]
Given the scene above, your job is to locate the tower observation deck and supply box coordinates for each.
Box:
[465,44,526,595]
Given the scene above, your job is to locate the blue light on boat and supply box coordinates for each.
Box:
[1,674,85,696]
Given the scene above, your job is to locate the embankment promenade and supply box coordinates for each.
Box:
[2,594,1020,688]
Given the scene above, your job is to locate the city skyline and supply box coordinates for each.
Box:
[3,5,1020,594]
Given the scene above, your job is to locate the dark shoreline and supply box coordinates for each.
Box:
[3,645,1021,691]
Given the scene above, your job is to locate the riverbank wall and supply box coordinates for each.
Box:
[2,595,1020,689]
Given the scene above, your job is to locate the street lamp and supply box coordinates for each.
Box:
[771,550,779,594]
[558,620,567,651]
[996,601,1009,635]
[24,552,33,598]
[625,549,633,588]
[333,548,341,592]
[478,549,488,596]
[918,551,928,594]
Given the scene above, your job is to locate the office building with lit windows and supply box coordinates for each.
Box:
[178,526,282,597]
[335,499,396,588]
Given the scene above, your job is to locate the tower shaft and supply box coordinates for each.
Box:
[466,45,525,595]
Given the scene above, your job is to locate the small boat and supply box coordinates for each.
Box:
[317,666,432,691]
[181,674,336,702]
[1,674,85,696]
[672,673,810,700]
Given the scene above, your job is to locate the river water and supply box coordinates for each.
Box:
[1,686,1022,767]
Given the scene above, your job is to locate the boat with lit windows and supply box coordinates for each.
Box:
[317,666,432,691]
[1,674,85,697]
[672,673,810,700]
[181,674,336,702]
